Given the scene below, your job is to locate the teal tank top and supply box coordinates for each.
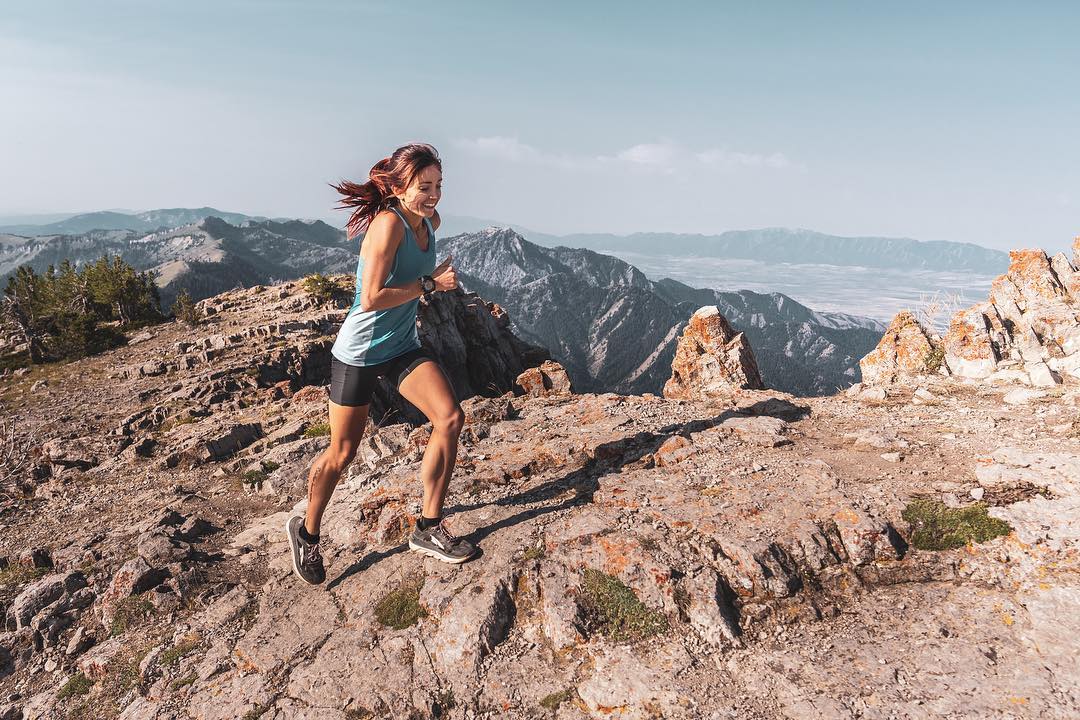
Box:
[330,207,437,366]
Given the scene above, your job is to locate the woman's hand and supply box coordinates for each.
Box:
[432,254,457,291]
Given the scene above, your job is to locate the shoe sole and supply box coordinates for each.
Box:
[285,516,323,585]
[408,538,474,564]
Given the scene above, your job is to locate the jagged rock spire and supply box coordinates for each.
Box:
[663,306,764,399]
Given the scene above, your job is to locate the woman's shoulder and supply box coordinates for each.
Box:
[366,209,407,240]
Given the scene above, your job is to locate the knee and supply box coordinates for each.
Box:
[323,444,358,474]
[433,406,465,436]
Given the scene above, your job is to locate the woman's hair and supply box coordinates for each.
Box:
[332,143,442,240]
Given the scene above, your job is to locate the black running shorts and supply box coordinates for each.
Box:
[329,347,437,407]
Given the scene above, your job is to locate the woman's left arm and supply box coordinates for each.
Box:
[431,209,441,232]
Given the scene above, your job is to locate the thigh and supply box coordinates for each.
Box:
[396,356,459,422]
[327,398,368,454]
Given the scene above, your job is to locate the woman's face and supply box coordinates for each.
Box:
[396,164,442,219]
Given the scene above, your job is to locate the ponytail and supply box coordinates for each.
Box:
[331,143,441,240]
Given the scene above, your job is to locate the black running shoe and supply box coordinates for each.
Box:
[286,515,326,585]
[409,519,477,564]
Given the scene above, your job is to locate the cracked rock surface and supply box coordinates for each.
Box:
[1,281,1078,719]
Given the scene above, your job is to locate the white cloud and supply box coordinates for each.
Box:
[454,136,801,176]
[615,141,679,166]
[696,148,797,170]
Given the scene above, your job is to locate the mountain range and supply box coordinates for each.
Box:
[440,227,884,395]
[0,208,1009,273]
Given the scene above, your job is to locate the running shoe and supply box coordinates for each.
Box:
[409,519,477,564]
[286,515,326,585]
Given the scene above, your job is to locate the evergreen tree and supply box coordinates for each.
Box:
[170,288,202,326]
[1,254,163,365]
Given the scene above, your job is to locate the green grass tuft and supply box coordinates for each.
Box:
[160,633,203,667]
[109,594,155,637]
[902,499,1012,551]
[170,673,197,690]
[0,564,48,589]
[374,576,427,630]
[303,422,331,438]
[579,568,668,642]
[57,672,93,700]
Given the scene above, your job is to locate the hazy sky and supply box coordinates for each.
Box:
[2,1,1078,252]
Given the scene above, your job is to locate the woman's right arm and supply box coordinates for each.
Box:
[358,213,424,312]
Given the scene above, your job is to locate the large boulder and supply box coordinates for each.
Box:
[859,311,943,385]
[663,306,764,399]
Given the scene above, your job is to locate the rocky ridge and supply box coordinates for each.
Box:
[0,278,1077,718]
[861,237,1080,389]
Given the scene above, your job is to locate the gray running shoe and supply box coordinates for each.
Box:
[409,519,477,564]
[285,515,326,585]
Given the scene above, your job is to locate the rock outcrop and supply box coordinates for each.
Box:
[514,360,573,398]
[941,242,1080,386]
[663,305,764,399]
[858,310,944,384]
[862,239,1080,389]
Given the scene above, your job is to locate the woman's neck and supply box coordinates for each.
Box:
[395,203,425,235]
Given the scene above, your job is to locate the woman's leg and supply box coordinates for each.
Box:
[397,361,464,519]
[305,399,369,535]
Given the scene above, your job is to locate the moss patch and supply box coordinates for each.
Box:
[57,672,93,700]
[902,499,1012,551]
[539,688,573,710]
[303,422,331,438]
[374,576,427,630]
[579,568,668,642]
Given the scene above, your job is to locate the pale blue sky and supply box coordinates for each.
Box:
[2,1,1078,252]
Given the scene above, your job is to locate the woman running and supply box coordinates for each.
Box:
[286,143,477,585]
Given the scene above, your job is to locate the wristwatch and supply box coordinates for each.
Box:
[420,275,436,299]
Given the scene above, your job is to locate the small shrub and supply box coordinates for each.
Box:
[579,568,667,642]
[57,672,92,700]
[539,688,573,711]
[374,576,427,630]
[303,422,331,438]
[522,546,545,562]
[902,499,1012,551]
[171,288,202,326]
[110,594,155,636]
[170,673,197,690]
[260,459,281,472]
[924,345,945,373]
[242,469,267,486]
[301,273,350,308]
